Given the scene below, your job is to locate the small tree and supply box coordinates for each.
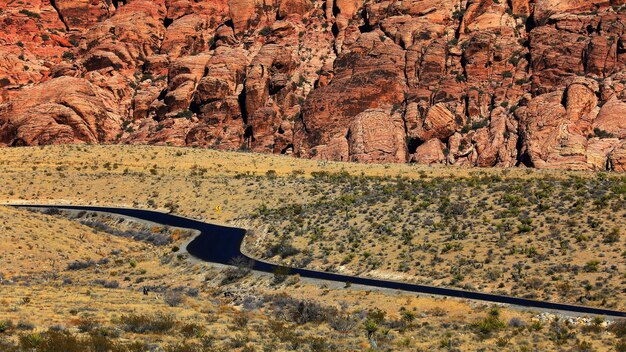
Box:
[472,308,505,338]
[364,319,378,348]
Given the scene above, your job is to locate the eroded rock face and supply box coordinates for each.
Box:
[412,139,446,165]
[0,77,122,146]
[3,1,626,171]
[594,97,626,138]
[610,141,626,171]
[295,31,407,159]
[347,108,407,163]
[518,80,615,170]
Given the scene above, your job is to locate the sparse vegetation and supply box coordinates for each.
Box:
[0,145,623,351]
[19,9,41,19]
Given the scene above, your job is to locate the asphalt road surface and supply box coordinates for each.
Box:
[13,204,626,318]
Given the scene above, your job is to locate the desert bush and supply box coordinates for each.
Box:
[165,342,205,352]
[266,294,333,325]
[228,334,249,349]
[427,307,447,317]
[400,309,416,327]
[549,319,575,345]
[0,320,13,333]
[581,316,605,334]
[20,330,79,351]
[328,313,357,332]
[611,320,626,338]
[267,320,299,343]
[186,288,199,297]
[508,317,526,328]
[164,291,185,307]
[76,317,99,333]
[76,216,172,246]
[309,337,333,352]
[93,279,119,289]
[367,308,386,324]
[594,128,615,138]
[293,300,328,325]
[363,319,378,339]
[266,236,300,259]
[221,256,254,285]
[16,322,35,331]
[19,9,41,18]
[15,328,146,352]
[616,338,626,352]
[180,323,204,339]
[119,313,176,334]
[584,261,600,272]
[272,265,291,285]
[472,308,505,337]
[67,259,96,270]
[604,228,621,244]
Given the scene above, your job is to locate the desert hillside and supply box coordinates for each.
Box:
[0,145,625,351]
[3,1,626,170]
[2,144,624,310]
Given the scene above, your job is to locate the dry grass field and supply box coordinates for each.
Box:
[0,145,625,351]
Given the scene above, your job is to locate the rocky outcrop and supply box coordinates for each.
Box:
[610,141,626,171]
[0,77,122,146]
[185,47,249,149]
[53,0,114,30]
[518,80,613,170]
[3,0,626,171]
[295,31,407,159]
[347,108,407,163]
[412,139,446,165]
[594,97,626,139]
[413,103,461,141]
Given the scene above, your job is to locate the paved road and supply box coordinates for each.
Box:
[13,204,626,318]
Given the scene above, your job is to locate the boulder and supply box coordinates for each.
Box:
[0,77,122,146]
[412,139,446,164]
[594,97,626,139]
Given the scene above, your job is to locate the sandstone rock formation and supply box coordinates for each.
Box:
[347,108,407,163]
[3,0,626,171]
[0,77,122,146]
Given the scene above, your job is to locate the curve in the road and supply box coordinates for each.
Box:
[12,204,626,318]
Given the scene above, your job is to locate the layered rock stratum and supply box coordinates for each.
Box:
[2,0,626,170]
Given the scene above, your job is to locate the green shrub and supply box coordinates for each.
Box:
[0,320,13,333]
[259,26,272,36]
[62,51,75,60]
[594,128,615,138]
[174,110,193,119]
[19,9,41,19]
[472,308,505,337]
[603,228,621,244]
[461,119,489,133]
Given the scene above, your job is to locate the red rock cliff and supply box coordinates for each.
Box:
[3,0,626,170]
